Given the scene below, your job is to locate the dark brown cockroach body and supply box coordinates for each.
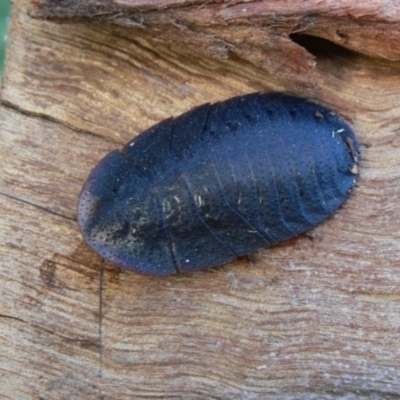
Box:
[78,93,360,275]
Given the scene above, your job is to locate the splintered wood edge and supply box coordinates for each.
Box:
[28,0,400,86]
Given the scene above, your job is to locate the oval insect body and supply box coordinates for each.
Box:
[78,93,360,275]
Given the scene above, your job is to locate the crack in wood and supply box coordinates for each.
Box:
[0,100,119,145]
[0,314,27,323]
[0,191,76,222]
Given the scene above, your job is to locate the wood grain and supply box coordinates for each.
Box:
[1,0,400,398]
[30,0,400,91]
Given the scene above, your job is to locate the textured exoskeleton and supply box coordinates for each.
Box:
[78,93,360,275]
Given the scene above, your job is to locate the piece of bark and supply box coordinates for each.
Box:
[30,0,400,91]
[1,0,400,398]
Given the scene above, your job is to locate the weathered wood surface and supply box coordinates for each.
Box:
[30,0,400,91]
[1,0,400,398]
